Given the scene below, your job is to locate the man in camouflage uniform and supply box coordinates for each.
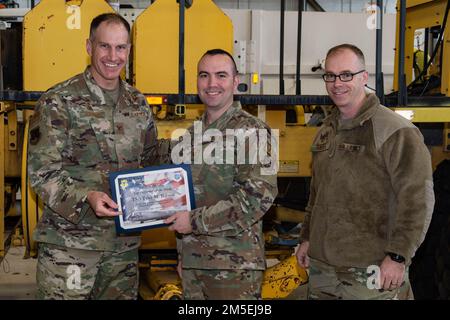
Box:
[296,44,434,299]
[27,13,158,299]
[164,49,278,299]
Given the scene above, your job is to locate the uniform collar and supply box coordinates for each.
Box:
[201,100,241,130]
[324,93,379,130]
[83,66,124,105]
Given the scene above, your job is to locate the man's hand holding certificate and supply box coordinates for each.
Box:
[165,211,192,234]
[87,191,120,217]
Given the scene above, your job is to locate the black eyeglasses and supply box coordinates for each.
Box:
[322,70,366,82]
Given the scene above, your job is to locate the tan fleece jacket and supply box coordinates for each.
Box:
[300,93,434,268]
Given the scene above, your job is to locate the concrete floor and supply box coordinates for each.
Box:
[1,200,306,300]
[0,247,306,300]
[0,245,37,300]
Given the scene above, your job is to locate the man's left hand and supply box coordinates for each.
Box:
[379,255,405,290]
[165,211,192,234]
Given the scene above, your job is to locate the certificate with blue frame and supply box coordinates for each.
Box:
[109,164,195,233]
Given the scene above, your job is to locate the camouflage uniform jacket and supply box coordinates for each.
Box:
[179,101,278,270]
[28,67,158,252]
[300,93,434,267]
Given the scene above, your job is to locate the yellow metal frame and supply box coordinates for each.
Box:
[133,0,233,94]
[392,107,450,122]
[0,102,22,257]
[265,109,317,177]
[20,111,44,258]
[393,0,449,96]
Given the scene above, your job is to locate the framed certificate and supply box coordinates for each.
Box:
[109,164,195,233]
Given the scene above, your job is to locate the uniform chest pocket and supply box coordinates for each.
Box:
[114,119,148,167]
[67,123,107,166]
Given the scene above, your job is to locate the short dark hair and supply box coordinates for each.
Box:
[89,13,130,41]
[200,48,238,75]
[326,43,365,68]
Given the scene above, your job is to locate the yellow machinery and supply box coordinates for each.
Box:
[393,0,449,97]
[133,0,233,94]
[392,0,450,169]
[261,256,308,299]
[20,112,44,258]
[264,110,316,177]
[0,101,22,257]
[8,0,450,301]
[139,262,183,300]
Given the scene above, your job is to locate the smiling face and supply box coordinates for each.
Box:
[86,21,130,90]
[324,48,368,118]
[197,54,239,114]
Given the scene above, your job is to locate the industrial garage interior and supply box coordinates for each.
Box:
[0,0,449,301]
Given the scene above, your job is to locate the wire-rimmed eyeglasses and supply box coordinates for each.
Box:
[322,70,366,82]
